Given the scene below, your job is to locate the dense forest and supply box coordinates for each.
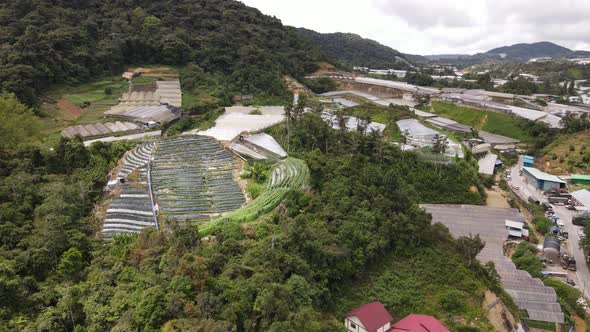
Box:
[297,28,415,70]
[0,0,328,105]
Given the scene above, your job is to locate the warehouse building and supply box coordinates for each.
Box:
[523,167,566,191]
[571,174,590,186]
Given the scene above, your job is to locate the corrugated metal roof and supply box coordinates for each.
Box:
[572,174,590,181]
[571,190,590,207]
[523,167,565,184]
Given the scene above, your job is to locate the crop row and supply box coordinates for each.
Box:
[200,158,310,234]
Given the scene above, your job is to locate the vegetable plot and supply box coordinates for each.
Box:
[151,135,245,222]
[201,157,310,234]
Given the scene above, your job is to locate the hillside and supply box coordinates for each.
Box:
[297,28,414,69]
[537,131,590,175]
[0,0,328,105]
[486,42,572,60]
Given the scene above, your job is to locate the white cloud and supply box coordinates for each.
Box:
[240,0,590,55]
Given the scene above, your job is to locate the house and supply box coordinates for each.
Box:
[523,167,567,191]
[389,314,450,332]
[523,155,535,168]
[345,303,449,332]
[345,302,393,332]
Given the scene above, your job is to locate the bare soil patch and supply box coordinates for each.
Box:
[56,98,82,120]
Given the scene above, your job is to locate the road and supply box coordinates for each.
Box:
[507,157,590,298]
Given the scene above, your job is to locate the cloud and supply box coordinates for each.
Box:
[240,0,590,55]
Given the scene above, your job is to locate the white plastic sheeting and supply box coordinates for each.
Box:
[195,106,285,141]
[244,133,287,157]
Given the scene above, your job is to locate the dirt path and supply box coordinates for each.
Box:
[485,187,510,208]
[56,98,82,120]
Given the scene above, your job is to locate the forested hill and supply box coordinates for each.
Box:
[486,42,573,60]
[0,0,328,105]
[297,28,416,69]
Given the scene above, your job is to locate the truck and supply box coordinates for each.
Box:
[561,254,577,271]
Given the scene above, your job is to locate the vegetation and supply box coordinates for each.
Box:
[429,102,559,148]
[537,130,590,174]
[298,28,412,69]
[0,0,327,105]
[302,77,337,94]
[511,242,543,278]
[338,103,414,141]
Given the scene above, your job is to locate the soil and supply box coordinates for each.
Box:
[574,315,587,331]
[482,290,518,332]
[56,98,82,120]
[486,187,510,208]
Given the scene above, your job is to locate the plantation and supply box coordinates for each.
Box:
[103,142,158,238]
[201,157,310,234]
[429,101,532,142]
[151,135,245,222]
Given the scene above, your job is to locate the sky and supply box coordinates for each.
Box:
[240,0,590,55]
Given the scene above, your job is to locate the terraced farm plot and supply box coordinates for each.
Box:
[201,157,310,234]
[103,143,157,239]
[151,136,245,222]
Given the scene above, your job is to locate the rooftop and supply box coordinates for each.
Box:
[390,314,449,332]
[523,167,566,184]
[346,302,393,332]
[572,174,590,181]
[571,190,590,208]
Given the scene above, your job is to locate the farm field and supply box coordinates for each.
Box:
[429,102,532,142]
[151,135,245,223]
[201,157,310,234]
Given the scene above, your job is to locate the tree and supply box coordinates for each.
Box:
[431,134,449,155]
[57,248,85,280]
[456,234,485,267]
[568,80,576,95]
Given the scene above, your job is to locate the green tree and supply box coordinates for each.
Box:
[57,247,85,280]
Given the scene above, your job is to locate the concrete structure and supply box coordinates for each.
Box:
[571,190,590,209]
[571,174,590,186]
[422,204,564,324]
[523,167,566,191]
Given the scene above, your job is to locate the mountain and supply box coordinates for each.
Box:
[297,28,416,69]
[485,42,572,60]
[0,0,329,104]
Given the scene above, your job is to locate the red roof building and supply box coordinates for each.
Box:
[389,314,449,332]
[345,302,393,332]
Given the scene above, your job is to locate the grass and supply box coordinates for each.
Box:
[429,102,532,142]
[339,104,414,142]
[537,131,590,174]
[46,76,128,107]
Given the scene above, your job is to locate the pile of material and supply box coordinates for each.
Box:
[61,121,140,139]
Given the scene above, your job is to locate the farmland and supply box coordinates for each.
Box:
[151,135,245,223]
[429,101,532,142]
[201,157,310,234]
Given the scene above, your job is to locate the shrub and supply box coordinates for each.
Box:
[570,144,576,152]
[104,87,113,95]
[437,289,466,314]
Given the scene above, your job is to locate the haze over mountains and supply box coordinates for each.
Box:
[297,28,590,68]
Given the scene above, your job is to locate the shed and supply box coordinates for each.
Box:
[543,236,561,262]
[523,167,566,191]
[571,174,590,186]
[523,155,535,167]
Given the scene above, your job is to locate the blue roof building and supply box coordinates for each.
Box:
[523,155,535,167]
[523,167,566,191]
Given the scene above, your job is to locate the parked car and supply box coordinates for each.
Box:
[566,205,577,211]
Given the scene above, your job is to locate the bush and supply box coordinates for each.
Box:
[437,289,466,314]
[104,87,113,95]
[512,242,542,278]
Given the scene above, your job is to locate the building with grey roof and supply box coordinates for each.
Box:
[422,204,564,324]
[61,121,141,140]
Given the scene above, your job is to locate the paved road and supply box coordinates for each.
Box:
[507,157,590,298]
